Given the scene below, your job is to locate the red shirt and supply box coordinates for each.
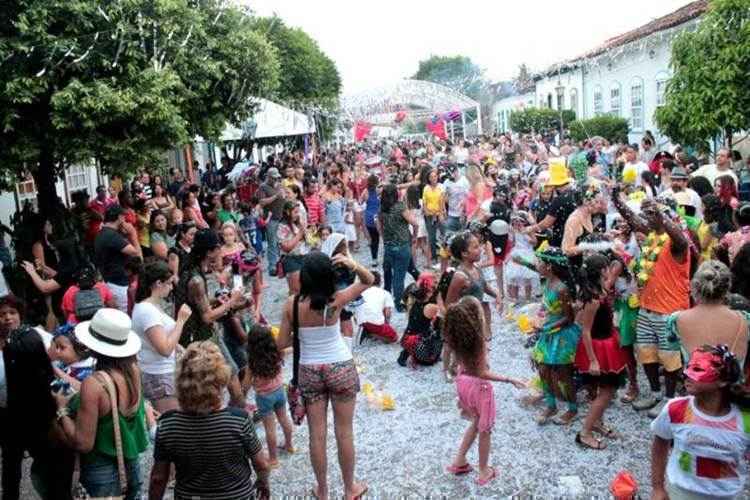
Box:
[304,194,325,226]
[61,283,114,324]
[87,198,113,242]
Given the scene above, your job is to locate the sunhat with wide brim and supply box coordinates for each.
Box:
[74,308,141,358]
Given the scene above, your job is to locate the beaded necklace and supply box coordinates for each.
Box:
[636,231,669,288]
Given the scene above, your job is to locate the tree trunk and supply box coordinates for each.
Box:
[727,128,733,151]
[33,151,58,221]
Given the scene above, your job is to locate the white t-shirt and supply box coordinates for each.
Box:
[651,396,750,498]
[661,188,704,218]
[692,164,738,186]
[443,177,469,218]
[355,287,394,326]
[132,301,176,375]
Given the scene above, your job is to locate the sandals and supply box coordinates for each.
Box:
[552,411,578,426]
[575,432,607,450]
[593,422,618,439]
[620,390,639,404]
[475,466,498,486]
[445,463,473,475]
[535,408,557,425]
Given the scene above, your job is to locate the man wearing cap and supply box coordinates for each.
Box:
[258,168,286,276]
[525,160,577,248]
[94,205,142,312]
[661,166,703,218]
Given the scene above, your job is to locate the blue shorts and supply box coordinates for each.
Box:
[255,386,286,417]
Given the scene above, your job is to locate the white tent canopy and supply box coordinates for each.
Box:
[220,98,316,142]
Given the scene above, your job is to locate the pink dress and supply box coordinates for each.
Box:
[455,367,496,433]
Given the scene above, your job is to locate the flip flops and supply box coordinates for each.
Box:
[445,463,473,475]
[475,466,498,486]
[575,432,607,450]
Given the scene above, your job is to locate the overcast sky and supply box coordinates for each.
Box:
[247,0,691,95]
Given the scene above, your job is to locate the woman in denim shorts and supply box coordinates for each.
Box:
[277,251,375,500]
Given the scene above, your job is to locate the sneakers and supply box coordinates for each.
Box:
[632,394,661,411]
[647,399,668,419]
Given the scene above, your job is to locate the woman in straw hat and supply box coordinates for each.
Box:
[54,308,149,499]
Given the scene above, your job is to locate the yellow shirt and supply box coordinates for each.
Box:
[697,222,718,262]
[422,185,444,216]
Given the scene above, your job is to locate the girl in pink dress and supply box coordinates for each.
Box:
[442,296,525,486]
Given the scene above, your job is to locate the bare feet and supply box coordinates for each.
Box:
[345,481,368,500]
[310,486,329,500]
[281,442,295,453]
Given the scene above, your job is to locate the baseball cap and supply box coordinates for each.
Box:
[266,167,281,179]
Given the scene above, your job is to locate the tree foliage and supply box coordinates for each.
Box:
[513,63,535,93]
[0,0,280,216]
[412,55,485,100]
[568,116,630,144]
[654,0,750,149]
[254,16,341,108]
[509,108,575,134]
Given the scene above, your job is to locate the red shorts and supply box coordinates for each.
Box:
[361,322,398,343]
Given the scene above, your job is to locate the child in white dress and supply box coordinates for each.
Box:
[504,211,537,304]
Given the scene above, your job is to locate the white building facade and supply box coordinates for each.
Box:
[492,92,535,133]
[492,1,706,146]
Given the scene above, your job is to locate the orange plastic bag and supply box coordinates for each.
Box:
[610,470,638,499]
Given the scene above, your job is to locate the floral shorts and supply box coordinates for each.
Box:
[299,359,360,404]
[142,371,176,402]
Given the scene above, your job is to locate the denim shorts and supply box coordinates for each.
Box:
[255,386,286,417]
[80,452,142,500]
[141,371,176,402]
[282,254,305,274]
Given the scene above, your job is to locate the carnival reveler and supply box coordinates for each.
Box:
[7,131,750,498]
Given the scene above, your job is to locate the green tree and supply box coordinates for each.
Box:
[412,55,485,100]
[568,116,629,143]
[655,0,750,150]
[254,16,341,107]
[509,108,575,134]
[0,0,279,217]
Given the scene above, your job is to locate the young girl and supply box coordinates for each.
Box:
[504,211,537,304]
[245,324,294,468]
[651,344,750,499]
[48,323,95,393]
[574,253,629,450]
[513,245,581,425]
[397,272,441,367]
[443,296,525,486]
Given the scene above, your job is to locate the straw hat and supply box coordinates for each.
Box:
[547,161,572,187]
[74,308,141,358]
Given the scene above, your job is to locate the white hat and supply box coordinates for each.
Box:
[75,308,141,358]
[489,219,510,236]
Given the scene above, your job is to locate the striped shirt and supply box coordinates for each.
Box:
[304,194,325,226]
[154,407,262,499]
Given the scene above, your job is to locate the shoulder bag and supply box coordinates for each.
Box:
[286,295,306,425]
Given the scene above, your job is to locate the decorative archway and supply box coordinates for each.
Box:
[341,79,482,136]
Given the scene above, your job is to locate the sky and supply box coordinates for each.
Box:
[246,0,692,96]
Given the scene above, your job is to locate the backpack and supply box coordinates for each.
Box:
[75,288,103,321]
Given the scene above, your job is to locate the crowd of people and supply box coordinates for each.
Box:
[3,130,750,499]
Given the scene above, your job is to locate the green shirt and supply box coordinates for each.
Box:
[69,385,149,462]
[217,209,241,225]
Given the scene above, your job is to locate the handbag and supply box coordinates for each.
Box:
[286,295,306,425]
[73,371,128,500]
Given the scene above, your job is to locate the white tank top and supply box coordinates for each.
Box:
[298,305,352,365]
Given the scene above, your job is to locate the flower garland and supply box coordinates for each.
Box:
[636,232,670,288]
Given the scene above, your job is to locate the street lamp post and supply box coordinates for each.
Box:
[556,84,565,146]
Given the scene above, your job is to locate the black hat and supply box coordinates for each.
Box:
[192,229,220,253]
